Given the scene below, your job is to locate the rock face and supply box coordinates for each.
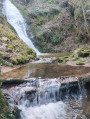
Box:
[13,106,21,119]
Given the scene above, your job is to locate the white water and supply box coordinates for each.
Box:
[3,78,86,119]
[19,102,69,119]
[3,0,41,55]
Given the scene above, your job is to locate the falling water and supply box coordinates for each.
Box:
[2,77,88,119]
[3,0,41,55]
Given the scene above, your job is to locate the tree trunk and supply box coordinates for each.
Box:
[81,0,90,36]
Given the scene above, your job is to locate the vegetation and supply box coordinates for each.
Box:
[76,59,85,65]
[52,48,90,65]
[0,15,36,67]
[10,0,90,53]
[53,56,69,63]
[70,0,90,36]
[0,79,15,119]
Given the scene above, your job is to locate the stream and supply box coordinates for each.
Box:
[2,0,90,119]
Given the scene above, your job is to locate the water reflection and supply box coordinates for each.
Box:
[2,63,90,79]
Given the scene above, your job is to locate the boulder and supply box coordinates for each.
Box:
[78,50,90,57]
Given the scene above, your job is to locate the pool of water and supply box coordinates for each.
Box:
[2,62,90,80]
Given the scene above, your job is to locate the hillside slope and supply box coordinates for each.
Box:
[0,15,36,67]
[10,0,90,53]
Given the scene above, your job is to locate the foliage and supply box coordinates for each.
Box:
[0,90,15,119]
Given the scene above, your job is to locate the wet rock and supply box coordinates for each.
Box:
[25,88,36,95]
[78,49,90,57]
[13,106,21,119]
[2,79,29,87]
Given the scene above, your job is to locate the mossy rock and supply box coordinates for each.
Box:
[72,57,79,61]
[13,106,21,119]
[78,49,90,57]
[76,60,85,65]
[69,53,74,58]
[3,61,13,67]
[27,49,36,57]
[5,34,17,41]
[12,59,18,65]
[0,52,10,60]
[0,90,15,119]
[53,56,68,63]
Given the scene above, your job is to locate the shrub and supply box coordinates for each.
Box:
[27,49,36,57]
[50,7,60,15]
[51,35,63,45]
[12,59,18,65]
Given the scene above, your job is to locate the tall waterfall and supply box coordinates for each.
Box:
[3,0,41,55]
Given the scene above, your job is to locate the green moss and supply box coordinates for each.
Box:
[5,34,16,41]
[72,57,79,61]
[0,89,15,119]
[69,53,74,58]
[3,61,13,67]
[12,59,18,65]
[16,55,26,64]
[27,49,36,57]
[78,49,90,57]
[8,44,15,49]
[53,56,68,63]
[76,59,84,65]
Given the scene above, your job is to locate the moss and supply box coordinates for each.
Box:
[27,49,36,57]
[12,59,18,65]
[69,53,74,58]
[72,57,79,61]
[8,44,15,49]
[0,89,15,119]
[78,49,90,57]
[0,14,37,66]
[53,56,68,63]
[16,55,26,64]
[3,61,14,67]
[76,59,85,65]
[5,34,16,41]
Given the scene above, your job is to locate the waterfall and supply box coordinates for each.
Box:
[3,0,41,55]
[19,102,67,119]
[3,77,88,119]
